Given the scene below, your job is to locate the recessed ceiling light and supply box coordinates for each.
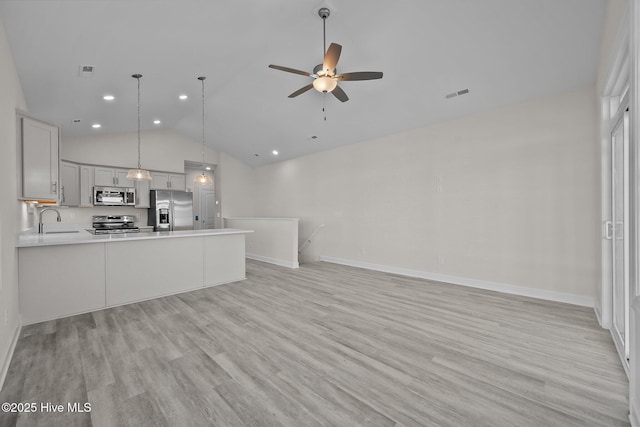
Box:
[272,150,279,155]
[179,94,188,100]
[91,123,101,129]
[103,95,115,101]
[153,119,161,125]
[205,166,211,170]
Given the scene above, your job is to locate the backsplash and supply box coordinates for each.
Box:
[23,204,148,231]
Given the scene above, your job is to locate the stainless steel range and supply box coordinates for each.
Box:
[90,215,139,234]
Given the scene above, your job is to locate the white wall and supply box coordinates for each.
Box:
[0,14,26,384]
[218,152,255,221]
[253,86,599,299]
[63,128,219,172]
[597,0,630,92]
[224,217,299,268]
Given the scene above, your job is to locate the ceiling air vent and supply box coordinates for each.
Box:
[445,88,470,99]
[78,65,95,78]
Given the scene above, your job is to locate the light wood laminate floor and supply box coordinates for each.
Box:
[0,260,629,426]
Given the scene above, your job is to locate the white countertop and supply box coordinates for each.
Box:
[224,217,299,222]
[16,228,254,248]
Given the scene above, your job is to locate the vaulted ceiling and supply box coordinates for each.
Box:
[0,0,606,166]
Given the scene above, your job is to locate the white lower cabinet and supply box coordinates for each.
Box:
[19,244,106,324]
[106,237,204,306]
[18,232,248,324]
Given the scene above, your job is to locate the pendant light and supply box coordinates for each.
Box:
[194,76,213,185]
[126,74,152,181]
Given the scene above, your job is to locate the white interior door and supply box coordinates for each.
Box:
[611,109,630,360]
[199,188,216,229]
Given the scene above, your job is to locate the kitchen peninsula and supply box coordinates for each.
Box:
[16,228,253,324]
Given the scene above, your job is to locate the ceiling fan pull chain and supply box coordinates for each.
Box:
[323,96,327,122]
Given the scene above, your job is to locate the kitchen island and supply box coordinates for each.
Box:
[16,228,253,324]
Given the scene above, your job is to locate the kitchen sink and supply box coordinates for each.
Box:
[44,230,80,234]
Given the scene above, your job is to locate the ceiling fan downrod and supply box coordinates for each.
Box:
[319,7,330,59]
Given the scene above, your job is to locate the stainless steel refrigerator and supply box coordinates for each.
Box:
[148,190,194,231]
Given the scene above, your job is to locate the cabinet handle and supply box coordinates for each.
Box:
[61,186,65,203]
[604,220,613,239]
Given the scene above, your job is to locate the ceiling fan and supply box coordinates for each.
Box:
[268,7,383,103]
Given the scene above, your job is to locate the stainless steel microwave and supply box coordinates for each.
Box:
[93,186,135,206]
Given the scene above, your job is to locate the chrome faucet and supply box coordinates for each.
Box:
[38,208,61,234]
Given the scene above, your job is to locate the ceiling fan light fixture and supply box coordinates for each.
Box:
[313,76,337,93]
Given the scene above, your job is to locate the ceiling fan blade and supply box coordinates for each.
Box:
[269,64,312,77]
[336,71,383,81]
[322,43,342,74]
[288,84,314,98]
[331,85,349,102]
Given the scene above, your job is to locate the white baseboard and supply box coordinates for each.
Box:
[631,402,639,427]
[247,253,299,269]
[0,322,21,391]
[320,256,595,307]
[594,305,603,327]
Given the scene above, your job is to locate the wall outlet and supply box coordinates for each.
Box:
[438,255,445,265]
[436,176,443,193]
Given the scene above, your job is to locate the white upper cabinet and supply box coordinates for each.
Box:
[94,167,116,187]
[59,161,80,206]
[79,165,94,207]
[134,179,150,208]
[94,167,134,188]
[151,172,186,191]
[115,169,134,188]
[20,116,59,201]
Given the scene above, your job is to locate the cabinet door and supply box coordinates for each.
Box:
[135,179,150,208]
[94,167,115,186]
[21,117,59,200]
[151,172,170,190]
[80,165,95,207]
[115,169,134,188]
[59,161,80,206]
[169,174,186,191]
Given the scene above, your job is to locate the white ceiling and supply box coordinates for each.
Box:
[0,0,606,167]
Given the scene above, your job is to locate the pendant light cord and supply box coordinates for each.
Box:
[133,73,142,170]
[199,76,206,169]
